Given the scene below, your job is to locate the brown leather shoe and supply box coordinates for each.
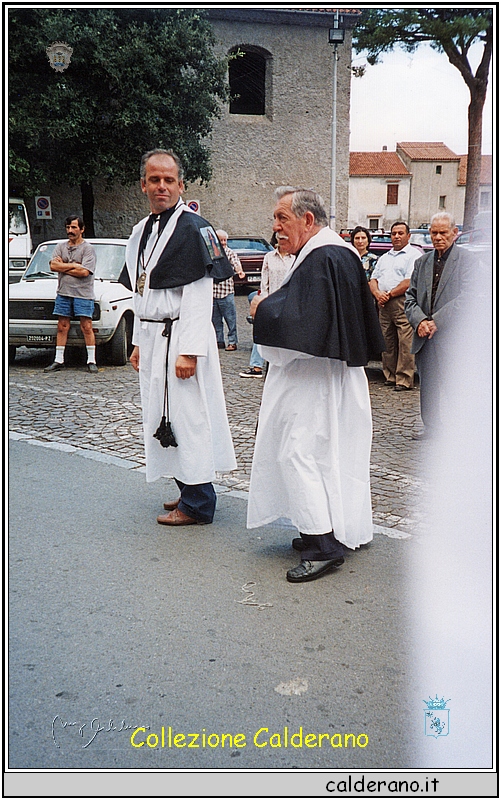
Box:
[163,497,180,511]
[225,343,237,351]
[157,508,208,526]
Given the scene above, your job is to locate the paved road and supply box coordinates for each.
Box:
[9,294,492,778]
[9,294,424,536]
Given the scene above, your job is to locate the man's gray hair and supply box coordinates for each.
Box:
[216,229,228,239]
[430,212,456,229]
[140,148,184,182]
[274,186,328,227]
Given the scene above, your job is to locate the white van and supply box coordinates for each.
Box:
[9,198,32,281]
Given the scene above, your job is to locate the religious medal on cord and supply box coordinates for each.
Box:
[137,215,161,296]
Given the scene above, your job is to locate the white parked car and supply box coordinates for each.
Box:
[9,239,133,366]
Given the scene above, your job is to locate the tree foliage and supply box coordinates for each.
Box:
[353,8,492,229]
[9,8,230,229]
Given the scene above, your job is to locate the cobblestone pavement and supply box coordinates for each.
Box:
[9,294,424,535]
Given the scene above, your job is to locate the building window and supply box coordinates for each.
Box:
[436,165,442,174]
[369,218,379,230]
[386,184,399,205]
[439,195,446,209]
[480,191,491,208]
[229,48,266,115]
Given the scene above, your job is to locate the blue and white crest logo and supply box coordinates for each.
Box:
[423,695,450,738]
[46,42,73,73]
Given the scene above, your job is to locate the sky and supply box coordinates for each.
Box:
[349,41,493,156]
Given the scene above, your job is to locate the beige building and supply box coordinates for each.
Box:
[28,8,358,247]
[348,150,412,230]
[349,142,492,231]
[457,154,493,217]
[396,142,463,228]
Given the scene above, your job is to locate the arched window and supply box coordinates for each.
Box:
[229,47,268,115]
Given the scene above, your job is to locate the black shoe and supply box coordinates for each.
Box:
[87,362,99,373]
[217,342,225,349]
[394,384,413,392]
[384,380,396,386]
[44,361,64,373]
[239,367,263,378]
[286,558,344,583]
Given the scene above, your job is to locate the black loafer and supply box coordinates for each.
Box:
[87,362,99,373]
[394,385,413,392]
[286,558,344,583]
[43,362,64,373]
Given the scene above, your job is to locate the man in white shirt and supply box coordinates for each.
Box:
[369,221,420,391]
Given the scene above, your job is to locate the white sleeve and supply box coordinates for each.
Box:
[176,274,213,357]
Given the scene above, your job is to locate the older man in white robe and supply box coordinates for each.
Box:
[127,149,236,526]
[247,187,385,582]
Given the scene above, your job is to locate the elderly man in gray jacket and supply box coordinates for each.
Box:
[404,212,473,440]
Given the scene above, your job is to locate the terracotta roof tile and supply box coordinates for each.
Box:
[397,142,459,161]
[457,154,492,185]
[350,152,410,176]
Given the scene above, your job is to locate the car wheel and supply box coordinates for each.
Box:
[105,317,128,366]
[8,346,17,364]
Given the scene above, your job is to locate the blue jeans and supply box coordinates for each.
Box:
[248,292,265,369]
[53,294,95,318]
[175,480,216,524]
[212,294,237,345]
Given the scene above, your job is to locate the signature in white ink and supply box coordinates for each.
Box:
[52,715,149,748]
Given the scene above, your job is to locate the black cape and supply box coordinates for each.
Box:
[253,244,385,367]
[120,208,233,291]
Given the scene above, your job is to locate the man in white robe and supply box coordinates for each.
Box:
[127,149,236,525]
[247,187,385,582]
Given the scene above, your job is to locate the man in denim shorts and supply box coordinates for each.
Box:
[44,215,98,373]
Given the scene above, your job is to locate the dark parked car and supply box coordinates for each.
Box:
[226,237,274,290]
[369,232,424,258]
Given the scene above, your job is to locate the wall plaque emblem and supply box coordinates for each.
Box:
[46,42,73,72]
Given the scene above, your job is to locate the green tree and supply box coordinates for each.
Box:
[352,8,492,229]
[9,8,229,234]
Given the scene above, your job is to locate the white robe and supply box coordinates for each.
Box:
[127,205,237,484]
[247,229,374,548]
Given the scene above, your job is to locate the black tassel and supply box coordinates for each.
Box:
[153,416,178,448]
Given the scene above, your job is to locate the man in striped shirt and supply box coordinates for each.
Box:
[212,230,245,351]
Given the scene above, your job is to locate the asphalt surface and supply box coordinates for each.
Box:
[9,294,427,771]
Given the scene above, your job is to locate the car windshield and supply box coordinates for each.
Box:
[227,238,273,252]
[23,243,126,281]
[410,232,432,246]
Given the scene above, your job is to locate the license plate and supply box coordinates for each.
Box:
[27,335,54,342]
[247,277,260,283]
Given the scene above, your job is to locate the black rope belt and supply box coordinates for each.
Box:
[149,317,179,448]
